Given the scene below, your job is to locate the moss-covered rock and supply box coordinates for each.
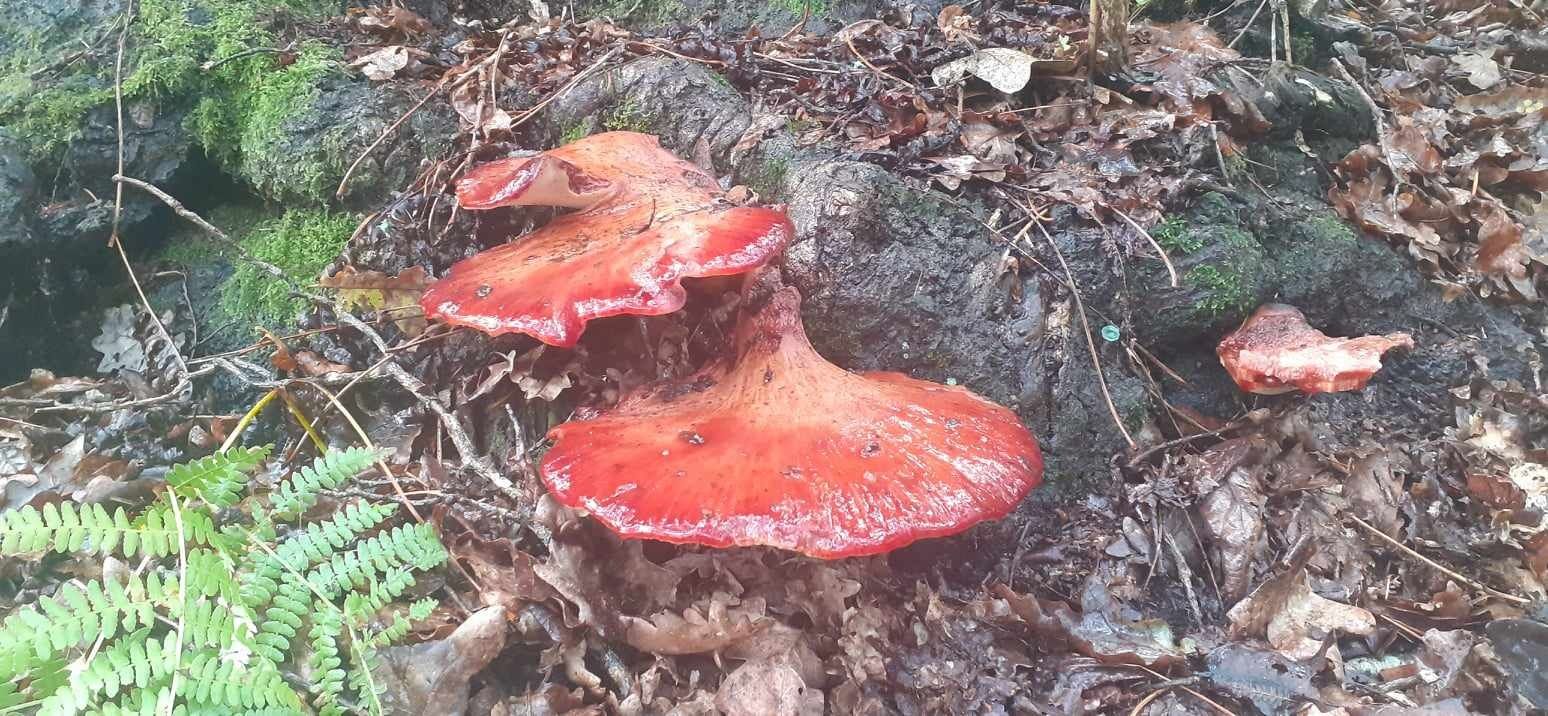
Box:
[1132,193,1271,344]
[240,76,457,207]
[571,0,917,35]
[220,209,356,327]
[156,205,355,339]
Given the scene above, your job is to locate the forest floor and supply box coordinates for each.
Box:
[2,0,1547,713]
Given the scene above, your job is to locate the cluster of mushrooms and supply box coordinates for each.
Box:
[419,132,1416,559]
[420,132,1045,559]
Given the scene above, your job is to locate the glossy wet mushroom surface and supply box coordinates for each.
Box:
[539,285,1044,559]
[421,132,793,347]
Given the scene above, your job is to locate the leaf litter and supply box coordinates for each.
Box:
[4,0,1548,712]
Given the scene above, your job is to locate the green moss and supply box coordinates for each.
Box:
[1187,264,1253,317]
[559,124,588,144]
[777,0,827,15]
[219,209,354,326]
[602,101,654,132]
[743,157,789,198]
[157,203,267,266]
[1152,216,1203,254]
[1300,213,1356,244]
[590,0,685,25]
[0,0,337,170]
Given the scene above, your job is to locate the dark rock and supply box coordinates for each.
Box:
[543,56,752,161]
[40,102,198,248]
[1135,133,1543,450]
[247,75,458,207]
[0,128,37,251]
[0,0,126,61]
[1129,193,1272,346]
[567,0,949,35]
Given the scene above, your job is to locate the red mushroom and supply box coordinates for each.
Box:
[421,132,793,346]
[1217,304,1414,395]
[539,284,1044,559]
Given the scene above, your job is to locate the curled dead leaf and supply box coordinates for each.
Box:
[622,593,773,656]
[321,266,431,337]
[1228,567,1375,660]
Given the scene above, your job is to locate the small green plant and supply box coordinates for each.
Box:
[559,124,589,144]
[602,101,653,133]
[1152,216,1203,254]
[777,0,827,14]
[220,209,355,326]
[1188,264,1252,317]
[0,446,446,714]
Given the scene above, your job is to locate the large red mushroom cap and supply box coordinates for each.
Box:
[538,285,1044,559]
[1217,304,1415,395]
[422,132,793,346]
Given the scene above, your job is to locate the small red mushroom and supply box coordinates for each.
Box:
[421,132,793,346]
[1216,304,1415,395]
[539,283,1045,559]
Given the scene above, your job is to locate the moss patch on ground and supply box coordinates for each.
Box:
[603,101,656,132]
[0,0,337,178]
[216,209,354,327]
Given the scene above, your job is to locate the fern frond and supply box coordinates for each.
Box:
[307,523,445,599]
[275,501,400,573]
[305,607,347,715]
[251,575,312,665]
[365,598,436,649]
[181,598,256,656]
[180,650,303,711]
[268,448,378,520]
[0,574,177,680]
[346,636,386,716]
[0,679,23,710]
[95,685,174,716]
[183,549,245,605]
[36,629,176,716]
[342,569,418,624]
[0,502,221,559]
[167,446,271,508]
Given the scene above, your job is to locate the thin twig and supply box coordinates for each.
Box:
[276,389,329,454]
[164,486,189,712]
[1112,207,1179,287]
[1023,212,1138,450]
[331,311,522,501]
[104,2,190,388]
[335,77,451,199]
[1329,59,1402,198]
[1228,0,1271,49]
[307,382,426,523]
[219,389,280,454]
[337,29,522,198]
[200,42,293,72]
[507,46,624,132]
[109,9,131,242]
[839,22,916,89]
[115,173,295,287]
[1349,515,1530,604]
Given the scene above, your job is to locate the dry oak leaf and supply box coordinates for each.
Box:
[1228,568,1375,660]
[622,593,773,656]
